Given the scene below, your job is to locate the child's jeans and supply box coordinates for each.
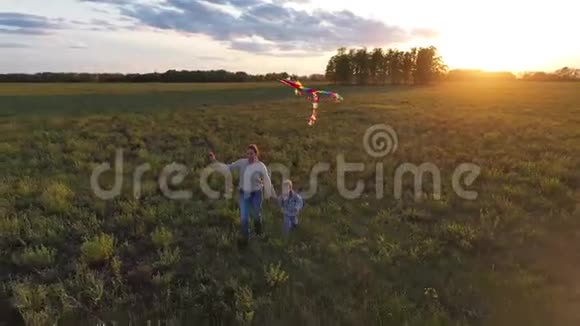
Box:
[239,189,263,239]
[283,215,298,235]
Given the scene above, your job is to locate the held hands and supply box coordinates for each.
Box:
[266,189,278,202]
[208,151,216,162]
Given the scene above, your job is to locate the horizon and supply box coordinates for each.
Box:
[1,0,579,75]
[0,67,569,77]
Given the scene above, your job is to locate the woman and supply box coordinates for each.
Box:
[208,144,276,244]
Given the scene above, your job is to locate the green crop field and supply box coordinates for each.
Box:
[1,81,579,325]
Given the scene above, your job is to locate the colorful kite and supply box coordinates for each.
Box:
[278,78,343,126]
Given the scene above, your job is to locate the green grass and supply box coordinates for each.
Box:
[0,81,579,325]
[0,82,326,96]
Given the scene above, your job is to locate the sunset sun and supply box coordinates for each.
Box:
[368,0,580,73]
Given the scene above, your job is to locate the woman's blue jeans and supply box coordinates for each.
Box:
[239,189,263,239]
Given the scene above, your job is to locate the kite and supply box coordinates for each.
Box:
[278,78,343,126]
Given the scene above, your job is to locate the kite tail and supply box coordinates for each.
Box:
[308,93,319,126]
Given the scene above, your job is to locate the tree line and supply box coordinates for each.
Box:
[446,70,516,81]
[445,67,580,82]
[1,60,577,84]
[325,46,447,85]
[520,67,580,81]
[0,70,326,83]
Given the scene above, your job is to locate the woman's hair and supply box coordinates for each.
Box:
[247,144,259,156]
[283,179,293,189]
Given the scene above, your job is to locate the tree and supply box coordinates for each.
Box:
[369,48,384,85]
[308,74,326,81]
[447,69,516,81]
[402,48,417,84]
[386,49,404,85]
[554,67,580,80]
[414,46,447,85]
[325,54,337,84]
[353,48,370,85]
[334,47,353,85]
[378,49,390,85]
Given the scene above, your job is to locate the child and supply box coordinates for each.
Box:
[278,179,304,235]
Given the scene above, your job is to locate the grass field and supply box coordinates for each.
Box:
[0,82,367,119]
[1,81,579,325]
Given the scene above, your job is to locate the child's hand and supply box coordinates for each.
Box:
[208,151,216,161]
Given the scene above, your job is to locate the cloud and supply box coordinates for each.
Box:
[195,55,233,61]
[71,18,132,31]
[412,28,439,38]
[2,11,140,35]
[0,12,64,34]
[205,0,263,6]
[69,42,89,49]
[230,40,274,52]
[0,11,135,38]
[0,27,50,35]
[0,12,65,35]
[83,0,413,55]
[0,42,29,48]
[272,0,310,3]
[80,0,133,4]
[0,12,61,29]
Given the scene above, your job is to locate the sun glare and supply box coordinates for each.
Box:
[401,0,578,72]
[438,26,541,72]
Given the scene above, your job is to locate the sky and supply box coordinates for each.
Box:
[0,0,578,75]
